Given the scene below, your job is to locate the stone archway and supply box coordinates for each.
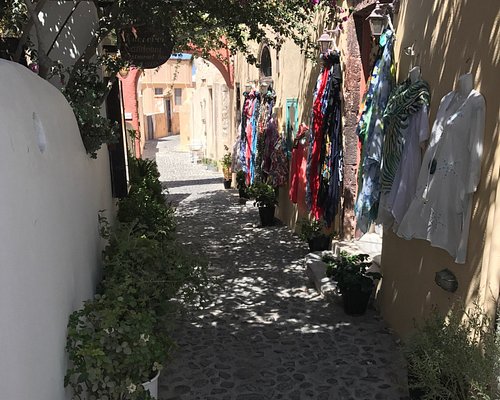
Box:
[119,45,234,158]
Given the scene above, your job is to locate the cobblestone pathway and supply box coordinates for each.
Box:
[144,137,409,400]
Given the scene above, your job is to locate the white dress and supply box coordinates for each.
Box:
[397,89,485,264]
[378,105,430,228]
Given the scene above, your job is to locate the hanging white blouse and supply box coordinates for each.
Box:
[378,104,430,228]
[397,89,485,264]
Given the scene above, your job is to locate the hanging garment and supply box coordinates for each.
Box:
[317,51,343,226]
[239,92,252,174]
[257,89,276,182]
[397,89,485,264]
[289,124,309,204]
[262,115,279,177]
[270,137,289,187]
[355,29,396,233]
[306,66,331,218]
[244,92,258,185]
[377,79,431,227]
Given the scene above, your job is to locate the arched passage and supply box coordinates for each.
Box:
[119,44,234,157]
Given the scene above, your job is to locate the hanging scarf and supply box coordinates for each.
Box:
[318,51,343,226]
[306,67,331,218]
[355,29,396,233]
[380,79,430,192]
[249,94,260,184]
[270,136,289,187]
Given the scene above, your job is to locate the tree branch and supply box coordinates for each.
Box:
[14,0,49,61]
[22,0,53,78]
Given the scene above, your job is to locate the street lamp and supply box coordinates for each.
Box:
[317,31,333,53]
[366,2,388,37]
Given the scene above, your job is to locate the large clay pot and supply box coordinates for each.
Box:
[258,206,275,226]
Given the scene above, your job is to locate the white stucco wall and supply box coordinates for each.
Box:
[0,60,113,400]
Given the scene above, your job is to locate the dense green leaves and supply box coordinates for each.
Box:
[66,157,210,399]
[324,251,382,294]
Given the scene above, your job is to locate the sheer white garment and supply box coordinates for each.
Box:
[397,89,485,264]
[378,104,430,228]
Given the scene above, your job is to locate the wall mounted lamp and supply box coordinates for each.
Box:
[318,31,334,53]
[317,27,341,55]
[366,2,389,38]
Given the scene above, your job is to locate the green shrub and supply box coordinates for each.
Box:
[65,295,171,400]
[247,181,278,207]
[405,303,500,400]
[66,157,211,399]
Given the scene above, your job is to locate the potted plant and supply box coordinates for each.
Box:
[248,181,278,226]
[236,170,249,203]
[220,145,232,189]
[298,217,332,252]
[65,295,172,400]
[324,252,382,315]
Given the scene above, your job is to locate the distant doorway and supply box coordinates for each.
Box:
[165,99,172,134]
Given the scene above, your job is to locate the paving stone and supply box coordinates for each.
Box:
[147,137,409,399]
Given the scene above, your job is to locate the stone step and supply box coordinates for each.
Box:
[305,231,383,295]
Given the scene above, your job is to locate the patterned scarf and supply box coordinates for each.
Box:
[380,79,430,192]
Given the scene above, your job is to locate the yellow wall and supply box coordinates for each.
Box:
[377,0,500,337]
[232,9,353,232]
[138,58,193,139]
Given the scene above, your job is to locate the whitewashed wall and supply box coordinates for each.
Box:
[0,60,113,400]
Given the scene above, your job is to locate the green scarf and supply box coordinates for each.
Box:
[380,79,430,192]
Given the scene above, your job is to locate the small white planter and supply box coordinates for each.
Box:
[142,371,160,399]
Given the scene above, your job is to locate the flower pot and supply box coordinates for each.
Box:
[258,206,275,226]
[341,285,372,315]
[307,234,331,252]
[238,188,249,199]
[142,371,160,399]
[223,179,232,189]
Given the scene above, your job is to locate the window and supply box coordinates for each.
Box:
[154,87,163,96]
[174,88,182,105]
[260,46,272,78]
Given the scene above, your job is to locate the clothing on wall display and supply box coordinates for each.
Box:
[397,74,485,264]
[355,29,396,233]
[377,76,431,227]
[306,50,344,225]
[236,87,288,187]
[289,124,309,204]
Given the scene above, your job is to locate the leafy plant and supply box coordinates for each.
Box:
[59,59,121,158]
[66,157,211,399]
[220,145,232,172]
[298,217,324,241]
[404,303,500,400]
[248,181,278,207]
[324,251,382,294]
[236,170,249,198]
[117,155,175,236]
[65,295,171,400]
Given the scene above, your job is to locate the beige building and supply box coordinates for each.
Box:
[232,0,500,337]
[137,54,194,142]
[185,58,233,161]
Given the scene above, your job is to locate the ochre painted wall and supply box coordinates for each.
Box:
[377,0,500,337]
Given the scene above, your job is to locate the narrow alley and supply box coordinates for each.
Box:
[144,136,409,400]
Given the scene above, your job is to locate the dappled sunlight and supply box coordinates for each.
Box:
[145,137,408,398]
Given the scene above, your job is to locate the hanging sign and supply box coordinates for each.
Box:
[118,25,174,69]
